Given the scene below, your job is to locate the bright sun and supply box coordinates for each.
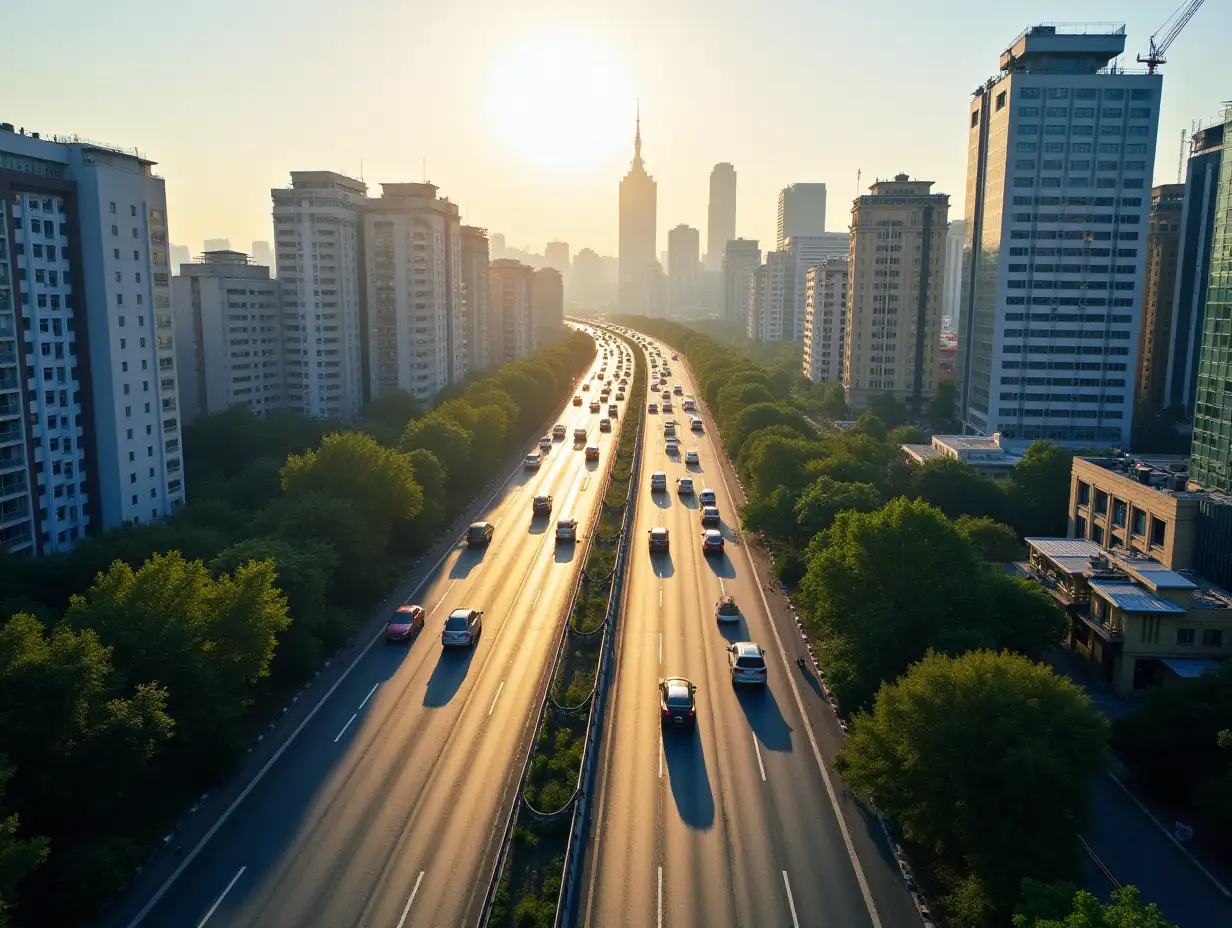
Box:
[487,30,630,173]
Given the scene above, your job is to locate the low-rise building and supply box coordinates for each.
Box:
[900,433,1022,476]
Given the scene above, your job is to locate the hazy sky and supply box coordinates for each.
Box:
[9,0,1230,260]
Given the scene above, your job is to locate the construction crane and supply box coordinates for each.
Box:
[1138,0,1206,74]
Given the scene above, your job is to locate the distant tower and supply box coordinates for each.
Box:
[776,183,827,248]
[618,107,658,314]
[707,163,737,270]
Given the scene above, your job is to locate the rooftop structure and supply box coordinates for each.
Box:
[900,432,1023,474]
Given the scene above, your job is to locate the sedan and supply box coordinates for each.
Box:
[715,596,740,624]
[684,449,700,466]
[385,604,425,642]
[660,677,697,728]
[698,488,717,507]
[701,506,721,526]
[466,521,495,546]
[702,529,725,556]
[648,526,670,552]
[585,445,601,461]
[442,608,483,648]
[676,476,694,495]
[727,642,768,685]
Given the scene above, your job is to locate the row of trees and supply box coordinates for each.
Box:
[617,317,1170,927]
[0,332,596,927]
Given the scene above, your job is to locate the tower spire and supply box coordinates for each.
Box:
[634,101,643,166]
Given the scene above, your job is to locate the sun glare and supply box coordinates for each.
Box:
[487,30,630,173]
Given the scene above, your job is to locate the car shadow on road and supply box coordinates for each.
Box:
[423,645,477,707]
[678,494,699,510]
[449,547,486,579]
[797,665,824,698]
[585,459,600,472]
[663,730,715,829]
[735,683,793,753]
[528,517,549,535]
[704,553,737,579]
[649,551,676,579]
[717,617,747,645]
[652,493,671,510]
[554,541,577,564]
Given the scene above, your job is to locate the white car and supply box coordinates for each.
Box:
[684,449,700,465]
[650,472,668,492]
[715,595,741,623]
[443,608,483,648]
[524,452,541,470]
[727,642,768,685]
[665,438,680,454]
[676,476,694,495]
[698,488,717,506]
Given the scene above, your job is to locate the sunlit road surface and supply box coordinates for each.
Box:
[580,331,916,928]
[125,332,628,928]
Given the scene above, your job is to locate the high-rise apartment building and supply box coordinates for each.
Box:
[618,114,657,314]
[802,256,849,382]
[362,183,462,405]
[0,127,186,550]
[844,175,949,413]
[706,163,737,270]
[746,250,793,341]
[667,224,700,318]
[489,258,535,364]
[172,250,282,421]
[1133,185,1185,427]
[721,239,760,328]
[1189,109,1232,493]
[1166,120,1226,419]
[545,241,569,274]
[250,240,273,268]
[273,171,367,423]
[777,183,827,248]
[571,247,603,306]
[782,234,850,340]
[460,225,490,374]
[956,25,1162,445]
[942,219,966,329]
[534,267,564,346]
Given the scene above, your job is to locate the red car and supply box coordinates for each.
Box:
[385,604,425,643]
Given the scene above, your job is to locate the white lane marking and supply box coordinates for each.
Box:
[429,580,457,616]
[659,587,663,607]
[658,633,662,664]
[532,588,542,609]
[657,866,664,928]
[658,733,663,779]
[714,417,883,928]
[582,476,589,491]
[718,578,725,596]
[332,713,357,744]
[196,866,245,928]
[753,736,767,782]
[358,682,379,710]
[495,516,503,527]
[395,871,426,928]
[488,680,505,717]
[782,871,800,928]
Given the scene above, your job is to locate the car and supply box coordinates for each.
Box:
[701,506,721,526]
[553,424,567,439]
[589,402,601,413]
[663,420,676,435]
[665,437,679,453]
[599,418,612,432]
[608,404,619,417]
[715,596,740,623]
[702,528,725,556]
[539,436,552,450]
[659,677,697,727]
[572,395,582,406]
[556,518,578,542]
[698,488,717,506]
[616,391,626,400]
[585,445,600,461]
[673,385,683,395]
[662,402,674,414]
[442,608,483,648]
[597,373,605,381]
[582,383,591,391]
[690,417,703,432]
[684,449,700,465]
[682,400,696,412]
[650,471,667,492]
[676,476,694,495]
[524,452,541,470]
[573,427,588,443]
[648,526,670,552]
[385,604,425,642]
[661,391,671,401]
[672,353,679,360]
[532,494,552,515]
[727,642,768,685]
[466,521,495,546]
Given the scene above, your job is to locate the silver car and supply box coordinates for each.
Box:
[442,608,483,648]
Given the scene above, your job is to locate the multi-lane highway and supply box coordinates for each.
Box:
[122,328,628,928]
[580,331,913,928]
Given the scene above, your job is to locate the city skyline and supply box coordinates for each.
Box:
[8,1,1229,262]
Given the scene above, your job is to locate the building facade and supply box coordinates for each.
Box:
[777,183,827,248]
[172,251,282,421]
[956,25,1162,446]
[489,258,534,364]
[783,233,850,340]
[746,250,793,342]
[618,115,657,314]
[801,256,849,382]
[460,225,490,374]
[942,219,966,328]
[706,162,737,271]
[667,224,700,318]
[844,175,949,413]
[533,267,564,346]
[1133,184,1184,428]
[721,238,760,328]
[273,171,367,423]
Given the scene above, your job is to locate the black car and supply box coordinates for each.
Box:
[466,521,495,546]
[660,677,697,727]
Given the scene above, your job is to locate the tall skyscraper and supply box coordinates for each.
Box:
[460,226,490,374]
[170,243,191,274]
[783,233,850,340]
[1189,107,1232,491]
[572,247,603,305]
[1132,185,1185,428]
[533,267,564,346]
[956,25,1162,446]
[172,250,282,421]
[746,250,794,341]
[1166,120,1226,419]
[802,257,849,383]
[721,239,761,327]
[250,240,273,267]
[777,183,827,248]
[203,237,232,253]
[942,219,966,329]
[845,175,949,413]
[0,127,186,551]
[489,259,535,364]
[363,183,463,405]
[706,163,737,270]
[490,232,506,259]
[545,240,570,275]
[618,111,657,314]
[667,224,700,318]
[272,171,368,423]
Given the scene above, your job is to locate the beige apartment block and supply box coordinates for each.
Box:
[843,174,948,414]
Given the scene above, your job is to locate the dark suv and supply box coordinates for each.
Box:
[466,521,494,546]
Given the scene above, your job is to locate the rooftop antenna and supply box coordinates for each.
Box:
[1177,129,1187,183]
[855,168,861,197]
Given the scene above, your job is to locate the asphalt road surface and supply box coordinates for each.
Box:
[579,331,911,928]
[125,329,629,928]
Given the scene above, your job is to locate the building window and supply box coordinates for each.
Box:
[1150,518,1166,548]
[1075,514,1087,538]
[1176,628,1195,646]
[1202,629,1223,648]
[1094,489,1108,515]
[1131,509,1146,537]
[1092,523,1104,544]
[996,91,1007,110]
[1112,499,1127,528]
[1077,481,1090,505]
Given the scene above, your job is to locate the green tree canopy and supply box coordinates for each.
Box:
[809,380,850,420]
[887,424,927,445]
[725,402,817,459]
[911,455,1010,523]
[837,650,1108,911]
[1013,882,1176,928]
[851,413,888,441]
[867,392,908,427]
[927,377,958,431]
[955,515,1022,564]
[794,477,882,544]
[362,389,424,446]
[1008,441,1075,537]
